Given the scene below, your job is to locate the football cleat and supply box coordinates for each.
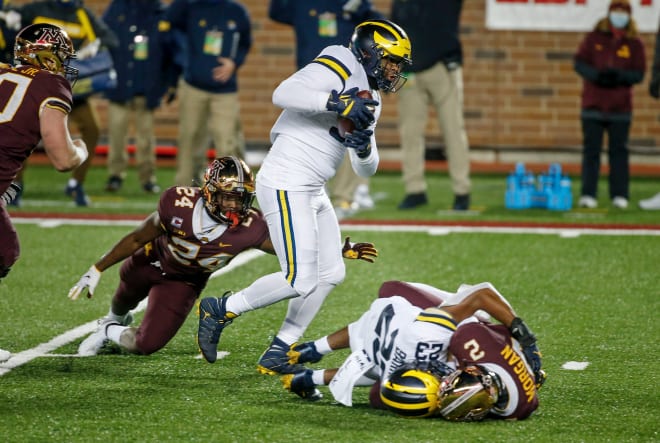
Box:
[78,320,119,356]
[78,313,133,356]
[197,294,237,363]
[257,337,306,375]
[65,182,90,207]
[288,342,323,365]
[281,369,323,401]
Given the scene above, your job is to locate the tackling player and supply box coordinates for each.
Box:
[196,19,411,376]
[374,281,545,420]
[69,157,375,356]
[0,23,88,282]
[280,280,545,419]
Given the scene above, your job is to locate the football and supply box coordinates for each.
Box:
[338,90,373,137]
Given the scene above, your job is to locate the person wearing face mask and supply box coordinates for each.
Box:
[573,0,646,210]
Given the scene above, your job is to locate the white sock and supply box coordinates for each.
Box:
[225,272,296,315]
[68,178,78,188]
[106,324,127,344]
[277,281,335,344]
[311,370,326,386]
[107,308,126,323]
[313,337,332,354]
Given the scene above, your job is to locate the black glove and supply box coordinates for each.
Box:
[509,317,544,386]
[596,68,620,88]
[1,182,22,205]
[344,128,373,158]
[326,87,378,130]
[650,77,660,99]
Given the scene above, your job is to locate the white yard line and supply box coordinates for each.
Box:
[2,216,658,376]
[0,246,265,376]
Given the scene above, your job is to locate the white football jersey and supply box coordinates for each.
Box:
[348,296,458,381]
[257,45,381,191]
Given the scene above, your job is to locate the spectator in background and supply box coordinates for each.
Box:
[391,0,471,211]
[641,16,660,210]
[164,0,251,187]
[574,0,645,210]
[15,0,118,206]
[0,1,20,63]
[102,0,181,194]
[268,0,383,219]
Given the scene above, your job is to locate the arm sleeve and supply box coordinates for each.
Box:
[348,131,379,177]
[272,62,342,112]
[574,59,599,83]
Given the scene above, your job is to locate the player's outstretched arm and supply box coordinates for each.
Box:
[68,212,164,300]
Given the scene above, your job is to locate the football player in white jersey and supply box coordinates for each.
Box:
[281,281,544,406]
[196,20,411,375]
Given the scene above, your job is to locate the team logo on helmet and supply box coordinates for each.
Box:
[380,366,442,418]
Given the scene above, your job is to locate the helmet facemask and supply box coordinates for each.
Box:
[350,20,412,93]
[438,365,500,422]
[201,157,255,228]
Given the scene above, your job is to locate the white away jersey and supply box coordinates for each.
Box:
[348,296,458,382]
[257,45,381,191]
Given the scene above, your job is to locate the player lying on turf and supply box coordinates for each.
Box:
[68,156,376,356]
[281,280,546,421]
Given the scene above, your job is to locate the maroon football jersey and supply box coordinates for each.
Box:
[0,64,72,192]
[148,186,270,287]
[449,322,539,420]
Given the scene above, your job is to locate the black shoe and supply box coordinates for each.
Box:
[143,182,161,194]
[105,176,122,192]
[398,192,428,209]
[453,194,470,211]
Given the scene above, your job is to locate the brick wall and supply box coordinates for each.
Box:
[16,0,660,151]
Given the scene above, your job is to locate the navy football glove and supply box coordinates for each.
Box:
[326,87,378,130]
[344,128,373,158]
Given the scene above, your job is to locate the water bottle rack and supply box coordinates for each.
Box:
[505,162,573,211]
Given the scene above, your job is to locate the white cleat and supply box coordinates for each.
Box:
[639,192,660,210]
[78,313,133,356]
[0,348,11,362]
[578,195,598,209]
[611,196,628,209]
[353,184,375,210]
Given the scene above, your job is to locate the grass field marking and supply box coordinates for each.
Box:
[0,249,265,377]
[562,361,591,370]
[12,216,660,236]
[345,224,660,237]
